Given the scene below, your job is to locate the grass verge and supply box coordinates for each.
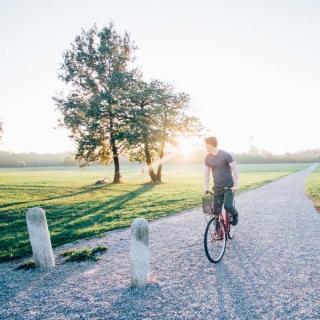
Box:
[306,164,320,211]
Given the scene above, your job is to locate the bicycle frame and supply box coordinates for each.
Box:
[202,188,235,234]
[203,207,230,230]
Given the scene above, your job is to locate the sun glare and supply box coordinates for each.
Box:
[177,137,196,156]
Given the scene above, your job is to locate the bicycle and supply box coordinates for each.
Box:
[202,187,235,263]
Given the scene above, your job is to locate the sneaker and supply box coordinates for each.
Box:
[231,214,238,226]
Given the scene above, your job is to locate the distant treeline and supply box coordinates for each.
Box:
[168,148,320,165]
[0,151,130,168]
[235,149,320,164]
[0,152,75,168]
[0,149,319,168]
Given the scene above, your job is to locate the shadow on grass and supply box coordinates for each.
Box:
[49,183,156,234]
[0,183,156,261]
[0,184,110,210]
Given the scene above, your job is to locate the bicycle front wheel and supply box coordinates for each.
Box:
[204,217,227,263]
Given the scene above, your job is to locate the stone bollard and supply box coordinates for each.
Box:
[26,207,55,270]
[130,218,149,288]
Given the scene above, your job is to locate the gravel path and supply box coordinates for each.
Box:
[1,165,319,320]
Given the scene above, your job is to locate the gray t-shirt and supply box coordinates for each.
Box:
[205,150,234,188]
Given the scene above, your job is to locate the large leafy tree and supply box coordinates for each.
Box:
[153,82,202,182]
[124,79,160,182]
[125,79,202,183]
[54,23,136,183]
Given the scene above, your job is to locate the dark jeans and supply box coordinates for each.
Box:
[213,188,239,219]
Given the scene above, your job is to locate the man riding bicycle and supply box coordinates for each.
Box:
[204,136,239,226]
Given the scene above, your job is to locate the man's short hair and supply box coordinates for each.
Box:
[204,136,218,147]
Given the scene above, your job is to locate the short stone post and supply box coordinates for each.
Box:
[130,218,149,288]
[26,207,55,270]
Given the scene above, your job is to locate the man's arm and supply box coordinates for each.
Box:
[204,165,211,193]
[229,161,239,192]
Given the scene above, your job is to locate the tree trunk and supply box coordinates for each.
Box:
[144,140,158,183]
[113,154,122,183]
[110,133,122,184]
[156,113,167,183]
[156,139,165,182]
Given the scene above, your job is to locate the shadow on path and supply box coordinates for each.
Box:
[109,282,162,318]
[214,255,259,318]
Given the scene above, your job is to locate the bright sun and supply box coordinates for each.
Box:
[177,137,196,156]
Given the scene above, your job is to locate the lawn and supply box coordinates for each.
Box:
[306,164,320,211]
[0,163,309,261]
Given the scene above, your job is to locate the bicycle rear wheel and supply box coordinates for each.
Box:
[204,216,227,263]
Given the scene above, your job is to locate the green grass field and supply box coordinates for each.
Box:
[306,164,320,211]
[0,163,309,262]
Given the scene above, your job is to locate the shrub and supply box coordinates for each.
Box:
[61,246,108,262]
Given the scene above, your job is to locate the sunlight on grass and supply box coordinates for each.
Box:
[306,165,320,211]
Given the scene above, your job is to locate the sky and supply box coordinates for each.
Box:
[0,0,319,154]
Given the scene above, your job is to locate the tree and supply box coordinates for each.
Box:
[152,82,202,182]
[54,23,136,183]
[125,79,202,183]
[123,79,160,182]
